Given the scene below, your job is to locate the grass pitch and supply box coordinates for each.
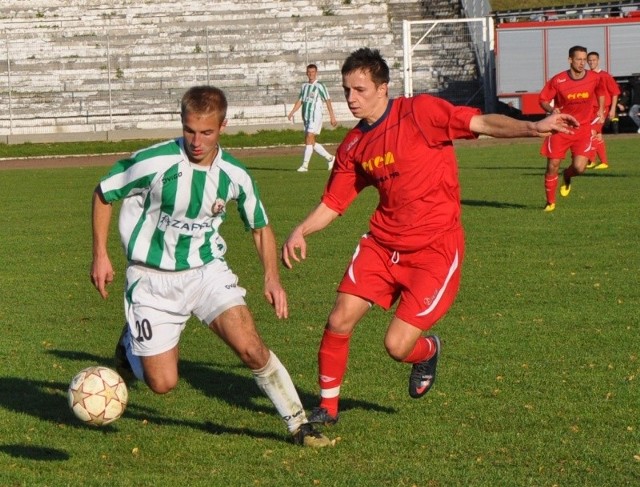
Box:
[0,136,638,486]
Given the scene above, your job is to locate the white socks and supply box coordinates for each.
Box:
[301,145,314,168]
[252,350,306,433]
[301,143,333,169]
[122,327,145,382]
[313,143,332,160]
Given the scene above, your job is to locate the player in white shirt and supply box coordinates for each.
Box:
[90,85,331,447]
[288,64,338,172]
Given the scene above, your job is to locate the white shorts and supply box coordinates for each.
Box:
[123,260,247,357]
[304,110,323,135]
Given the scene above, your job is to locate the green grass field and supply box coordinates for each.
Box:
[0,136,638,486]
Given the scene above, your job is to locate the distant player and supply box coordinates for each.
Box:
[281,48,577,428]
[288,64,338,172]
[586,51,620,170]
[90,85,331,448]
[539,45,605,212]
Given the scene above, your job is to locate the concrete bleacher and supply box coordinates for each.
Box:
[0,0,474,143]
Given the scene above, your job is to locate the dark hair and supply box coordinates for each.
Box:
[341,47,390,86]
[181,86,228,121]
[307,64,318,70]
[568,45,587,58]
[587,51,600,58]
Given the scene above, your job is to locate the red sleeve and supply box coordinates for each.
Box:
[595,74,606,99]
[412,95,480,145]
[605,73,621,96]
[539,77,556,104]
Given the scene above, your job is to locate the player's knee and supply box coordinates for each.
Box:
[145,375,178,395]
[383,338,408,362]
[326,311,355,336]
[236,341,271,370]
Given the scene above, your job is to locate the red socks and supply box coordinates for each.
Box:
[316,331,437,416]
[594,138,607,164]
[402,336,437,364]
[317,329,351,417]
[545,174,558,204]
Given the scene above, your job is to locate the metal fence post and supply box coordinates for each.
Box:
[206,27,210,85]
[5,30,13,134]
[107,32,113,130]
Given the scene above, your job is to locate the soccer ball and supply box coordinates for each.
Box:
[68,366,128,426]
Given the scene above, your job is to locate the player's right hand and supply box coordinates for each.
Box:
[90,255,114,299]
[281,232,306,269]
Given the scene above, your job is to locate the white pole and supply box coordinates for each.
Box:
[402,20,413,97]
[107,33,113,130]
[206,27,210,85]
[6,31,13,134]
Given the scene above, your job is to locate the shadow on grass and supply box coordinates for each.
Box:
[37,349,395,439]
[49,350,396,418]
[520,171,629,178]
[180,359,397,418]
[462,199,527,209]
[0,375,286,444]
[0,444,70,461]
[471,166,543,171]
[244,166,297,172]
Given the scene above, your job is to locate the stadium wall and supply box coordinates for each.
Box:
[0,0,465,143]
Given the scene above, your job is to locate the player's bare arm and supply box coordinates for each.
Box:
[469,113,578,138]
[539,101,559,114]
[609,95,619,119]
[598,95,606,121]
[91,188,115,299]
[288,100,302,121]
[252,224,288,319]
[282,202,340,269]
[326,99,338,127]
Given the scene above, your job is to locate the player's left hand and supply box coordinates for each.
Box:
[535,113,579,136]
[263,278,288,319]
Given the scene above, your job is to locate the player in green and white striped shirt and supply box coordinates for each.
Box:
[90,86,331,447]
[287,64,338,172]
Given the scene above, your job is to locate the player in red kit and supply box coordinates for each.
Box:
[539,45,605,212]
[586,51,621,170]
[281,48,578,427]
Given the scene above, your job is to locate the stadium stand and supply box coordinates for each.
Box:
[0,0,472,142]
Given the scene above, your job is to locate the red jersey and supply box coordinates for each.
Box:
[539,69,604,125]
[592,69,621,108]
[322,95,479,252]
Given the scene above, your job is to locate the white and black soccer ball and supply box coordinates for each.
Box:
[68,366,128,426]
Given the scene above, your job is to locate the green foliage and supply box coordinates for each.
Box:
[0,137,638,485]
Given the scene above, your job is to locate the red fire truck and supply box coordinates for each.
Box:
[494,3,640,130]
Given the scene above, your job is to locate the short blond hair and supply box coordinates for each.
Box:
[181,86,228,121]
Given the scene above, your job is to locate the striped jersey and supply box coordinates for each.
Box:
[99,139,268,271]
[298,80,330,122]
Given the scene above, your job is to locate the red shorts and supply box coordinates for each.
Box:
[337,228,464,330]
[540,125,594,159]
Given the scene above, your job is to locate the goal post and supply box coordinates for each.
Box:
[402,17,495,113]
